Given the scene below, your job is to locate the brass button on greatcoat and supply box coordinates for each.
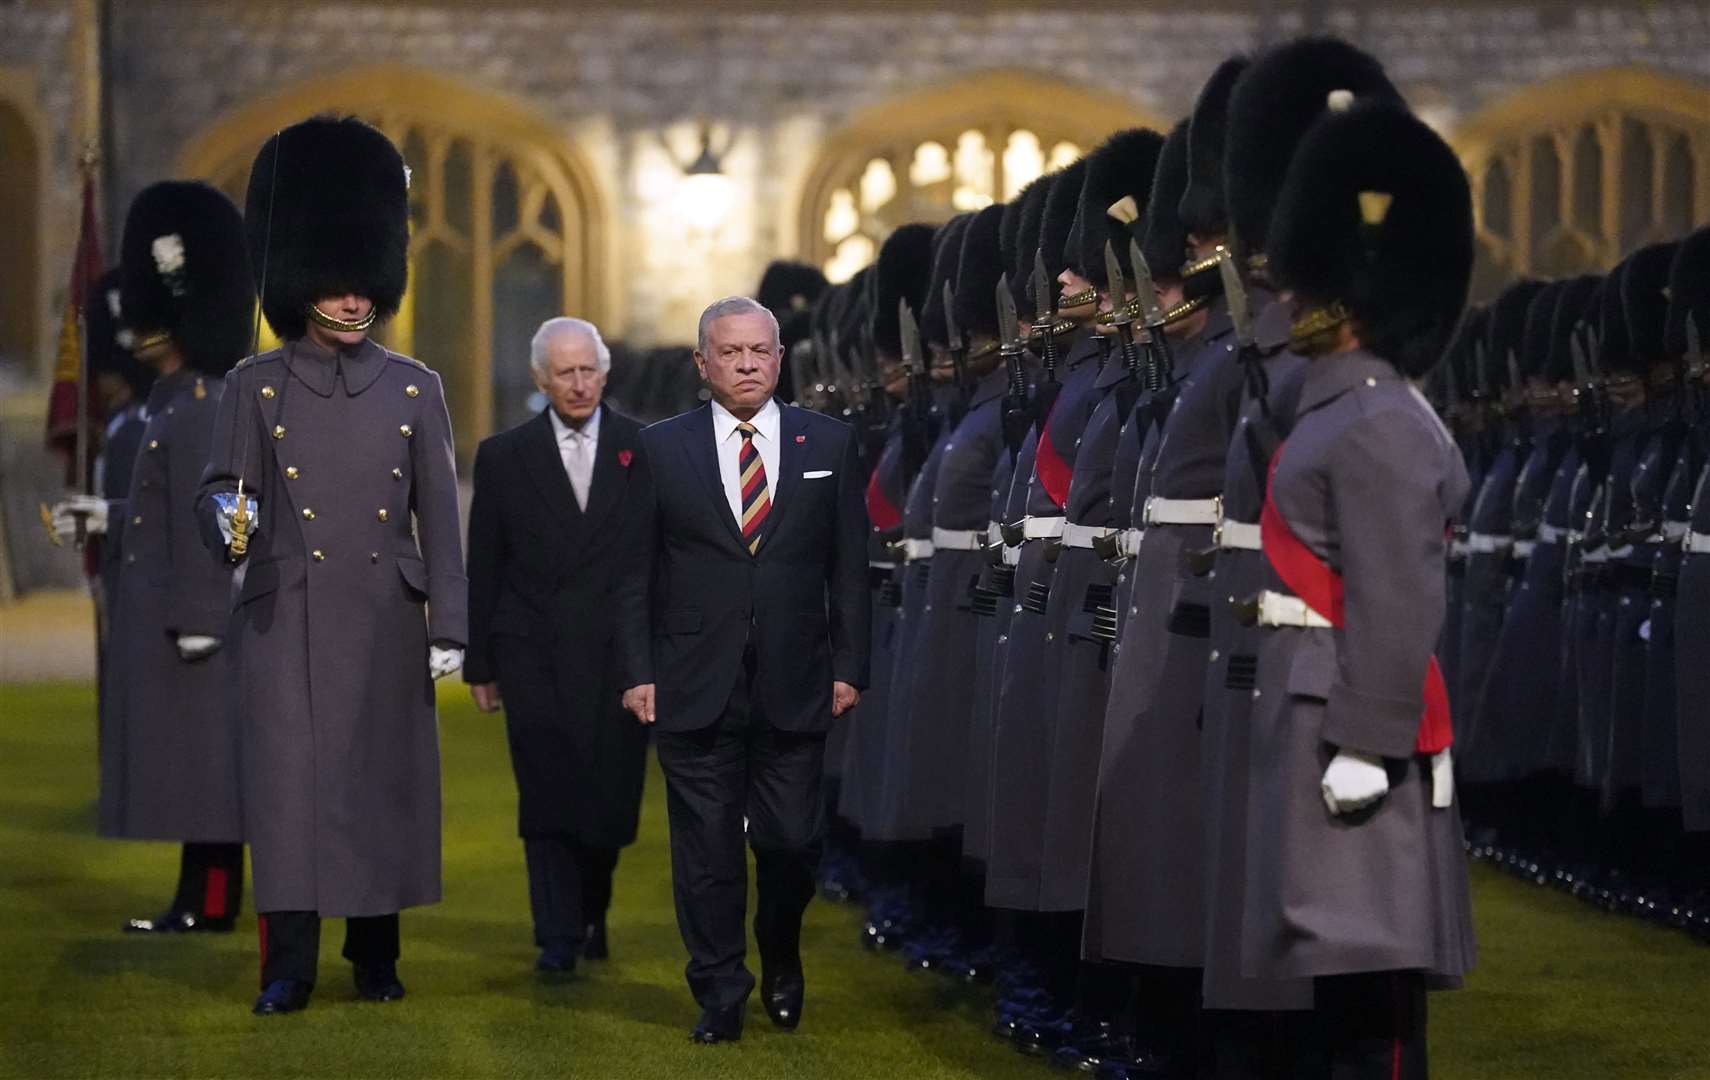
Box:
[261,385,275,399]
[399,424,413,438]
[377,509,389,522]
[273,425,286,440]
[285,466,299,479]
[391,468,403,480]
[302,507,315,520]
[132,515,142,526]
[312,550,325,562]
[370,552,380,563]
[405,384,419,398]
[148,440,159,450]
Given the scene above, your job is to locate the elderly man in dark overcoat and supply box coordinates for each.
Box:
[53,182,253,934]
[197,116,466,1016]
[464,316,651,975]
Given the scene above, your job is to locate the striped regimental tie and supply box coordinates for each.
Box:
[737,422,771,554]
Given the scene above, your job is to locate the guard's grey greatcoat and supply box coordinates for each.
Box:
[1084,309,1243,964]
[1675,450,1710,830]
[839,420,908,833]
[1033,358,1130,911]
[984,336,1104,908]
[892,368,1009,838]
[198,337,467,916]
[872,416,952,842]
[100,368,242,842]
[1473,419,1571,781]
[1642,431,1695,811]
[1241,349,1476,984]
[965,442,1018,865]
[1452,422,1525,783]
[1550,450,1599,778]
[1198,298,1314,1010]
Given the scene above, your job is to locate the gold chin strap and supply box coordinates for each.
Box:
[1059,287,1098,310]
[965,339,1000,362]
[132,330,172,354]
[305,303,377,333]
[1288,301,1350,356]
[1163,294,1210,325]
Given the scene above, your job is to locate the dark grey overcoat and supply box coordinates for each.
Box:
[1241,349,1476,983]
[100,368,242,842]
[198,337,467,916]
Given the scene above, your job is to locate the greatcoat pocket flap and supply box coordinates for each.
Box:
[396,554,429,596]
[1285,636,1337,701]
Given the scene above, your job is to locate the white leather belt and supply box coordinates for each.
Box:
[899,538,935,561]
[1144,496,1221,527]
[1581,547,1609,565]
[1512,541,1537,559]
[1251,590,1333,629]
[868,560,897,570]
[1001,544,1021,567]
[1062,522,1113,549]
[1537,523,1566,545]
[1607,544,1634,560]
[1023,515,1066,540]
[1468,532,1512,554]
[1216,519,1262,551]
[1448,539,1470,559]
[931,527,984,551]
[1687,531,1710,555]
[1117,528,1145,558]
[1663,521,1690,543]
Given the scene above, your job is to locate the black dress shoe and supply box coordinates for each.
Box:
[353,963,406,1002]
[690,1003,745,1044]
[252,979,312,1015]
[761,972,804,1030]
[125,910,236,934]
[583,921,608,961]
[536,943,579,977]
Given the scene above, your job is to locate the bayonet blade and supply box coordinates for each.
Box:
[1473,338,1491,397]
[1687,312,1703,368]
[1128,237,1167,328]
[1505,347,1522,393]
[997,273,1022,351]
[942,280,962,353]
[1103,240,1130,323]
[1570,325,1593,386]
[899,298,922,375]
[1218,250,1254,348]
[1031,247,1052,325]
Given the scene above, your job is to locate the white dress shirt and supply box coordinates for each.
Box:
[710,397,780,526]
[548,403,601,511]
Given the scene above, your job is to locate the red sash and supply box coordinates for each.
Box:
[1259,444,1453,755]
[1034,405,1072,510]
[866,464,903,532]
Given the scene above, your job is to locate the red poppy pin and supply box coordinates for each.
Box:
[618,449,634,467]
[795,434,807,444]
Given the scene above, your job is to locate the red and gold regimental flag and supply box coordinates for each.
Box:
[44,172,105,486]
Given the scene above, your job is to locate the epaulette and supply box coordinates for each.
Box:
[385,350,430,371]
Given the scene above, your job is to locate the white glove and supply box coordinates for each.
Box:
[176,634,221,661]
[1321,749,1390,816]
[51,495,109,538]
[211,492,261,547]
[428,645,464,680]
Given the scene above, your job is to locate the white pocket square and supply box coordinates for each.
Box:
[803,469,833,479]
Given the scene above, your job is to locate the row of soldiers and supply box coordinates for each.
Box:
[1438,233,1710,926]
[766,34,1706,1080]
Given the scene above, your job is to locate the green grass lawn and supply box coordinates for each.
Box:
[1,680,1707,1079]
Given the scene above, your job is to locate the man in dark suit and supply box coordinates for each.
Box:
[618,296,870,1043]
[465,317,652,976]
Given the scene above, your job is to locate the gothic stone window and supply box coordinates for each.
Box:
[177,66,606,462]
[1454,67,1710,301]
[798,70,1158,282]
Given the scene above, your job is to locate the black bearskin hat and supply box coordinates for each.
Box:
[1519,281,1562,382]
[873,222,940,357]
[1597,260,1639,376]
[1226,37,1402,268]
[86,268,153,398]
[1267,102,1471,377]
[1140,120,1192,279]
[953,204,1009,342]
[836,266,874,376]
[1039,158,1087,280]
[120,181,255,377]
[1483,278,1546,391]
[1003,175,1053,313]
[1547,275,1602,383]
[758,260,828,319]
[1619,241,1678,361]
[1442,307,1485,406]
[246,115,410,341]
[1664,225,1710,359]
[1071,128,1165,289]
[918,215,973,350]
[1179,56,1248,239]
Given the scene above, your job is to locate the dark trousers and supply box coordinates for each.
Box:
[522,835,620,949]
[258,910,400,988]
[654,648,826,1009]
[1317,972,1428,1080]
[171,842,244,919]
